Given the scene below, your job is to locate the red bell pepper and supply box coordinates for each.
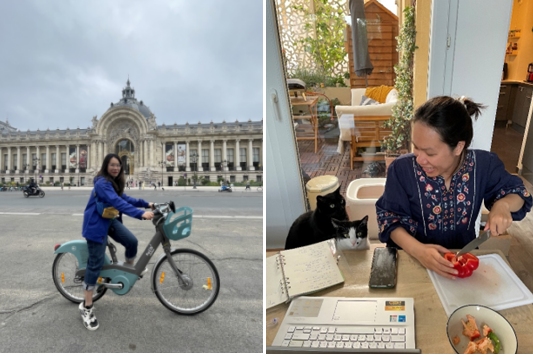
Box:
[444,252,479,278]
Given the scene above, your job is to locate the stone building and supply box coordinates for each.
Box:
[0,80,263,186]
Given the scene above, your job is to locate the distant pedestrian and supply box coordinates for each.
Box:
[245,182,251,191]
[61,182,64,190]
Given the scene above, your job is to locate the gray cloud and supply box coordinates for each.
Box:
[0,0,263,131]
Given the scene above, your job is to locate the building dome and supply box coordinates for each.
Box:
[110,79,154,119]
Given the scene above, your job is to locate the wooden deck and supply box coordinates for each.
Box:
[297,126,386,197]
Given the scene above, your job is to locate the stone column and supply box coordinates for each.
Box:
[55,146,59,173]
[150,139,154,168]
[36,146,40,171]
[197,140,203,172]
[7,147,11,171]
[45,146,50,173]
[27,147,31,172]
[248,139,255,171]
[235,139,241,171]
[185,141,190,172]
[16,146,21,173]
[144,140,148,168]
[87,144,90,170]
[210,140,215,171]
[222,140,228,171]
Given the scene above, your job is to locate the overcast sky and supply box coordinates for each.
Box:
[0,0,263,132]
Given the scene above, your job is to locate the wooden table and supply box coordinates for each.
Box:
[291,96,319,153]
[265,246,533,353]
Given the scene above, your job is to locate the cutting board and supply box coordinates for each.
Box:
[427,253,533,316]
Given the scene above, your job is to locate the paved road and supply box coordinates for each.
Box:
[0,189,263,353]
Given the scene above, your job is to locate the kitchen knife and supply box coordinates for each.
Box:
[456,230,491,257]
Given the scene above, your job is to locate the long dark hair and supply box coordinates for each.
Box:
[96,153,125,195]
[413,96,486,150]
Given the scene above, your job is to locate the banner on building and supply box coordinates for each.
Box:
[177,144,186,167]
[165,143,174,167]
[79,145,87,169]
[69,146,77,168]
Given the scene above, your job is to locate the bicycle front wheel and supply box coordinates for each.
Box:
[152,248,220,315]
[52,252,107,303]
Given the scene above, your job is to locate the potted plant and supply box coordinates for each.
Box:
[381,5,416,169]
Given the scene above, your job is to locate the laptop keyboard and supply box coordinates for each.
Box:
[280,325,408,350]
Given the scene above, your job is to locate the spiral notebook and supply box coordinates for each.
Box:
[266,239,344,309]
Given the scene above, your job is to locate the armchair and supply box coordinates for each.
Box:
[335,88,398,170]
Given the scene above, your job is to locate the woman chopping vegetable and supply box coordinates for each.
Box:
[376,96,532,279]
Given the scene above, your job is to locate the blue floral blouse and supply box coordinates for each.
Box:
[376,150,532,249]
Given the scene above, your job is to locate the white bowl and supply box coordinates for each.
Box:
[447,305,517,354]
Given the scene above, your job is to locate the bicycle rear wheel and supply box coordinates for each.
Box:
[152,248,220,315]
[52,252,107,303]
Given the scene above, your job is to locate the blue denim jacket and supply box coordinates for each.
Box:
[82,176,149,243]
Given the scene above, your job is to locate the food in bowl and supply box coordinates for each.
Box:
[460,314,501,353]
[447,305,517,354]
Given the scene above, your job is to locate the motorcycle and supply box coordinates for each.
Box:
[22,186,45,198]
[218,184,232,193]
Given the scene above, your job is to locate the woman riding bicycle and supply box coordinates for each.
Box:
[80,153,154,331]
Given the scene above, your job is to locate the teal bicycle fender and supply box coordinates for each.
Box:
[54,240,112,267]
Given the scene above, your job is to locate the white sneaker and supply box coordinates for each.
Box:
[79,302,99,331]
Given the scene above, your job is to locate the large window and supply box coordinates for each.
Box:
[215,149,222,171]
[61,153,66,170]
[227,148,235,171]
[12,154,17,170]
[240,148,247,170]
[202,149,209,170]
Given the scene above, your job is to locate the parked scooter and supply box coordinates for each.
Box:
[218,184,232,193]
[22,185,45,198]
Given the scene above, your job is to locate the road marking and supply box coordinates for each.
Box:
[0,212,40,215]
[195,215,262,219]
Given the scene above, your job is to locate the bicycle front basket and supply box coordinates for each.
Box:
[163,206,193,240]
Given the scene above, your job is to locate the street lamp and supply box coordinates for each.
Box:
[157,160,166,191]
[32,158,40,183]
[191,153,198,189]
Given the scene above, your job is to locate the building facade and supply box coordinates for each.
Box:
[0,80,263,186]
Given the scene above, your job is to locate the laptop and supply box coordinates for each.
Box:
[268,296,420,354]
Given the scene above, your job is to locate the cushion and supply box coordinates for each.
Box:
[360,95,380,106]
[385,89,398,103]
[365,85,394,103]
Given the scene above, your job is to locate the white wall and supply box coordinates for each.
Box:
[265,0,307,249]
[427,0,512,151]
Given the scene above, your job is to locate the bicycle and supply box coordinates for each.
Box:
[52,201,220,315]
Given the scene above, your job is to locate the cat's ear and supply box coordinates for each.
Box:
[334,185,342,195]
[361,215,369,224]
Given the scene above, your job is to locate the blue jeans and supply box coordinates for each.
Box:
[83,219,138,290]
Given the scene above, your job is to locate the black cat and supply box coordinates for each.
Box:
[284,186,348,250]
[331,216,369,250]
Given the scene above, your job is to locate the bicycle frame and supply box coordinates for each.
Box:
[53,210,185,296]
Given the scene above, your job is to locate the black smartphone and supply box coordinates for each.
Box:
[369,247,398,288]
